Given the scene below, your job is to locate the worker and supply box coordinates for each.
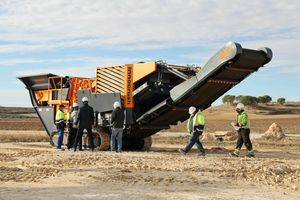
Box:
[179,106,205,156]
[74,97,95,152]
[55,104,66,150]
[110,101,125,153]
[230,103,255,157]
[66,105,73,150]
[67,103,79,150]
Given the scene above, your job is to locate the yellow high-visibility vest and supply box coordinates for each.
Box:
[187,111,205,132]
[237,111,250,128]
[55,110,65,124]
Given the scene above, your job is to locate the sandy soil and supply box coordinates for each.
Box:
[1,132,300,200]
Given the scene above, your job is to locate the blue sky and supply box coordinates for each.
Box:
[0,0,299,107]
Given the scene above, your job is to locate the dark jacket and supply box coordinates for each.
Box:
[111,107,124,128]
[76,103,94,128]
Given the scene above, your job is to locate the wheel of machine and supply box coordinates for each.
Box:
[122,136,152,151]
[97,131,110,150]
[92,132,101,147]
[141,136,152,151]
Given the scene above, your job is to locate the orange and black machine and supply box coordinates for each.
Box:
[18,42,272,150]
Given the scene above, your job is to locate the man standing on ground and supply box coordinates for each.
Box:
[66,105,73,150]
[179,106,206,156]
[67,103,79,150]
[230,103,255,157]
[55,104,66,150]
[74,97,94,152]
[110,101,124,153]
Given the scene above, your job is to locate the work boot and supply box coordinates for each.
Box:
[229,149,240,157]
[56,148,64,151]
[178,148,187,155]
[198,150,206,157]
[246,150,255,157]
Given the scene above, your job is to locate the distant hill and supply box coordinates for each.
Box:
[0,104,299,133]
[1,103,300,119]
[0,107,37,118]
[205,103,300,118]
[170,103,300,133]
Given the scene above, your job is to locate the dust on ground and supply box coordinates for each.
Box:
[1,131,300,200]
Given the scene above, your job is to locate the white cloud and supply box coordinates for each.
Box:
[243,38,300,76]
[13,56,152,77]
[181,37,300,76]
[0,56,148,66]
[0,0,299,52]
[0,0,300,106]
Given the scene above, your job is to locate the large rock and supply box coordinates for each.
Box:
[263,123,285,140]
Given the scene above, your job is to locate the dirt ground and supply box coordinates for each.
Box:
[0,131,300,200]
[0,104,300,199]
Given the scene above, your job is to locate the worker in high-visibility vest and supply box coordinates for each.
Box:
[55,104,66,150]
[230,103,255,157]
[179,106,206,156]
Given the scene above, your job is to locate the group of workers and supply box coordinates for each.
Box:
[55,97,254,157]
[55,97,124,152]
[179,102,254,157]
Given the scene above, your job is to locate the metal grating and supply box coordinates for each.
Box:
[96,66,125,104]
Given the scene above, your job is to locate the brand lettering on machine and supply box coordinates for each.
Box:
[126,67,132,105]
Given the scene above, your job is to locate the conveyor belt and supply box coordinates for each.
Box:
[133,42,272,138]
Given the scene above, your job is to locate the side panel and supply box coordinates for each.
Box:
[132,62,157,83]
[18,74,58,136]
[77,90,121,113]
[36,106,56,135]
[77,90,135,125]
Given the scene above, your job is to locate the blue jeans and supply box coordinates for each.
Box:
[184,131,204,153]
[110,128,123,151]
[57,128,64,149]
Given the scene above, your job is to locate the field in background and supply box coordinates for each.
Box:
[1,104,300,134]
[169,104,300,134]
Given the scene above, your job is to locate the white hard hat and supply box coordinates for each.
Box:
[113,101,121,109]
[188,106,197,115]
[82,97,88,102]
[236,103,245,110]
[72,102,78,107]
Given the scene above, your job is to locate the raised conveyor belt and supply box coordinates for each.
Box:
[133,42,272,138]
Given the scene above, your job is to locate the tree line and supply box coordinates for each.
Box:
[222,95,286,106]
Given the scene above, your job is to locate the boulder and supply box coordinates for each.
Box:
[263,123,285,140]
